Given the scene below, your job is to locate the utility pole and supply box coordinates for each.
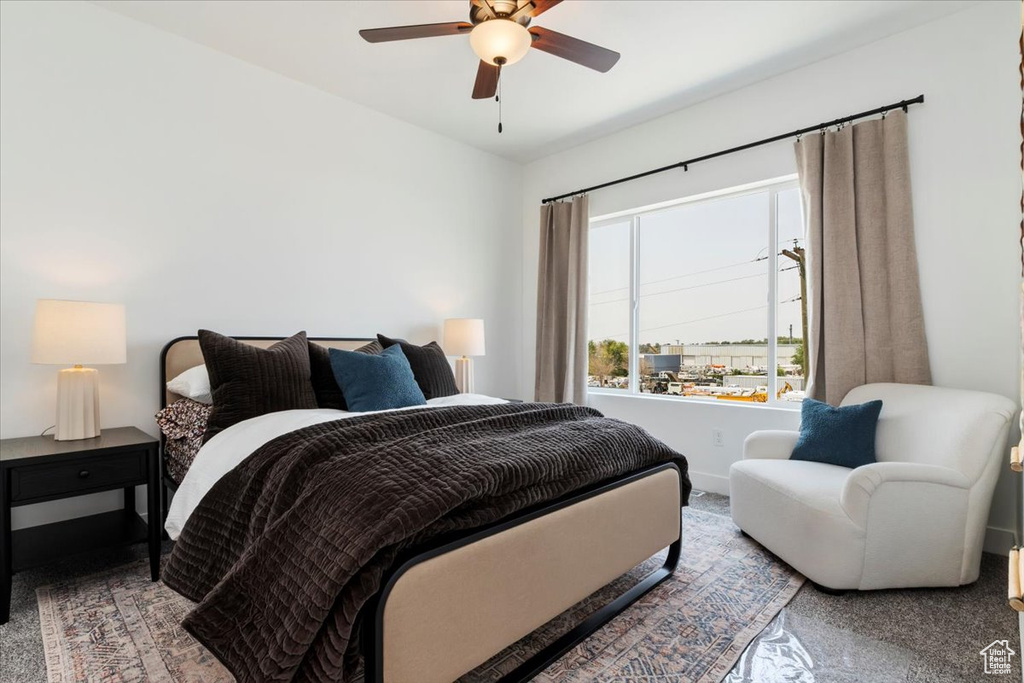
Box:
[781,241,808,382]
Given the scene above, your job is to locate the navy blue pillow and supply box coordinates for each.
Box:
[328,345,426,412]
[790,398,883,469]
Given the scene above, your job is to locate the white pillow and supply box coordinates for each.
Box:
[166,364,212,404]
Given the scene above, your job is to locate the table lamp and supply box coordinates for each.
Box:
[443,318,485,394]
[31,300,126,441]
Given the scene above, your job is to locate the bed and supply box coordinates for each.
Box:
[157,335,689,683]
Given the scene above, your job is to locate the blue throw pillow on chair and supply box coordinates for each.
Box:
[328,345,426,412]
[790,397,883,469]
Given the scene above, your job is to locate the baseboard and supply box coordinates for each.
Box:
[984,525,1018,556]
[688,471,730,497]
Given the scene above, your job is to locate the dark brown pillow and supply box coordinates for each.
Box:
[308,339,383,410]
[376,334,459,399]
[198,330,317,442]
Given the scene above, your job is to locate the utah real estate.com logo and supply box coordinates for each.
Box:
[980,640,1016,675]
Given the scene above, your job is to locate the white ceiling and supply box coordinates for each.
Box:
[91,0,973,163]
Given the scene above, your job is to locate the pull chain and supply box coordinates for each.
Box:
[496,76,503,134]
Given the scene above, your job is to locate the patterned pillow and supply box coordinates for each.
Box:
[155,398,211,483]
[308,340,383,410]
[376,334,459,399]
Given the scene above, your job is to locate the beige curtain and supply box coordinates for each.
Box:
[535,195,589,403]
[795,110,931,405]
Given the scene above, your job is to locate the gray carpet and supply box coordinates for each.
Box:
[1,494,1018,683]
[701,491,1019,683]
[0,539,175,683]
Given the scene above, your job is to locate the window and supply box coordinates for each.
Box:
[587,177,806,406]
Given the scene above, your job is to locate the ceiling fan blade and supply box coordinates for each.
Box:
[359,22,472,43]
[472,60,501,99]
[529,26,620,72]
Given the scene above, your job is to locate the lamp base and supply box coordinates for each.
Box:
[454,356,474,394]
[55,367,100,441]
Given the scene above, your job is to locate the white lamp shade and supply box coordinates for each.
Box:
[469,19,532,66]
[444,318,486,357]
[32,299,127,365]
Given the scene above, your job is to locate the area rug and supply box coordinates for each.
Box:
[37,508,803,683]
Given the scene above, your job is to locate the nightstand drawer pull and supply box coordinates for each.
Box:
[8,451,147,502]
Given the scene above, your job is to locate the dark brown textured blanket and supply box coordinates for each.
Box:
[162,402,690,682]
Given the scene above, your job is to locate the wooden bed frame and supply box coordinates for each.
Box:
[159,336,683,683]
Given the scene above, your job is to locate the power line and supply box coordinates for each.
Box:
[639,305,768,334]
[595,297,801,340]
[592,272,767,305]
[590,243,805,299]
[590,266,798,306]
[589,256,767,297]
[754,238,806,261]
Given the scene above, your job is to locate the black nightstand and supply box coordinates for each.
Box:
[0,427,160,624]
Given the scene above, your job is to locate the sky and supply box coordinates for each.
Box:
[588,185,805,347]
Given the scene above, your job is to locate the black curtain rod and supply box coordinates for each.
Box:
[541,94,925,204]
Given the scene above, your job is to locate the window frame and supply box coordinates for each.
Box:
[587,174,802,409]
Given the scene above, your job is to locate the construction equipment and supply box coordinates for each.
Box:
[714,382,794,403]
[716,388,768,403]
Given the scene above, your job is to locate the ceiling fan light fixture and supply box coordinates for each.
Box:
[469,18,531,67]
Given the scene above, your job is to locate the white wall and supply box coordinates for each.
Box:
[0,1,523,529]
[521,1,1021,549]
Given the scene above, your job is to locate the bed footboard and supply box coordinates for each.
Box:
[363,462,683,683]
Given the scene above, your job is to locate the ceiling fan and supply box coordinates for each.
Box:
[359,0,620,100]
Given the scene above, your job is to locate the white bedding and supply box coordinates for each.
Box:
[164,393,508,539]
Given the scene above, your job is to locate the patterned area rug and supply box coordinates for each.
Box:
[37,508,803,683]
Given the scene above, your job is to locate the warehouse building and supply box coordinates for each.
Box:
[659,343,801,370]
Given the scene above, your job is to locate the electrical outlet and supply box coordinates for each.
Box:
[712,429,724,447]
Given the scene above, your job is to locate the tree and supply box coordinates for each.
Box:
[639,355,653,389]
[791,340,805,374]
[589,349,615,385]
[588,339,629,384]
[602,339,629,377]
[639,342,661,354]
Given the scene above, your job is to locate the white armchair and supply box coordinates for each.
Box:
[730,383,1017,590]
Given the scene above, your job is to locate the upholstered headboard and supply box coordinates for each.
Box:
[159,336,374,408]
